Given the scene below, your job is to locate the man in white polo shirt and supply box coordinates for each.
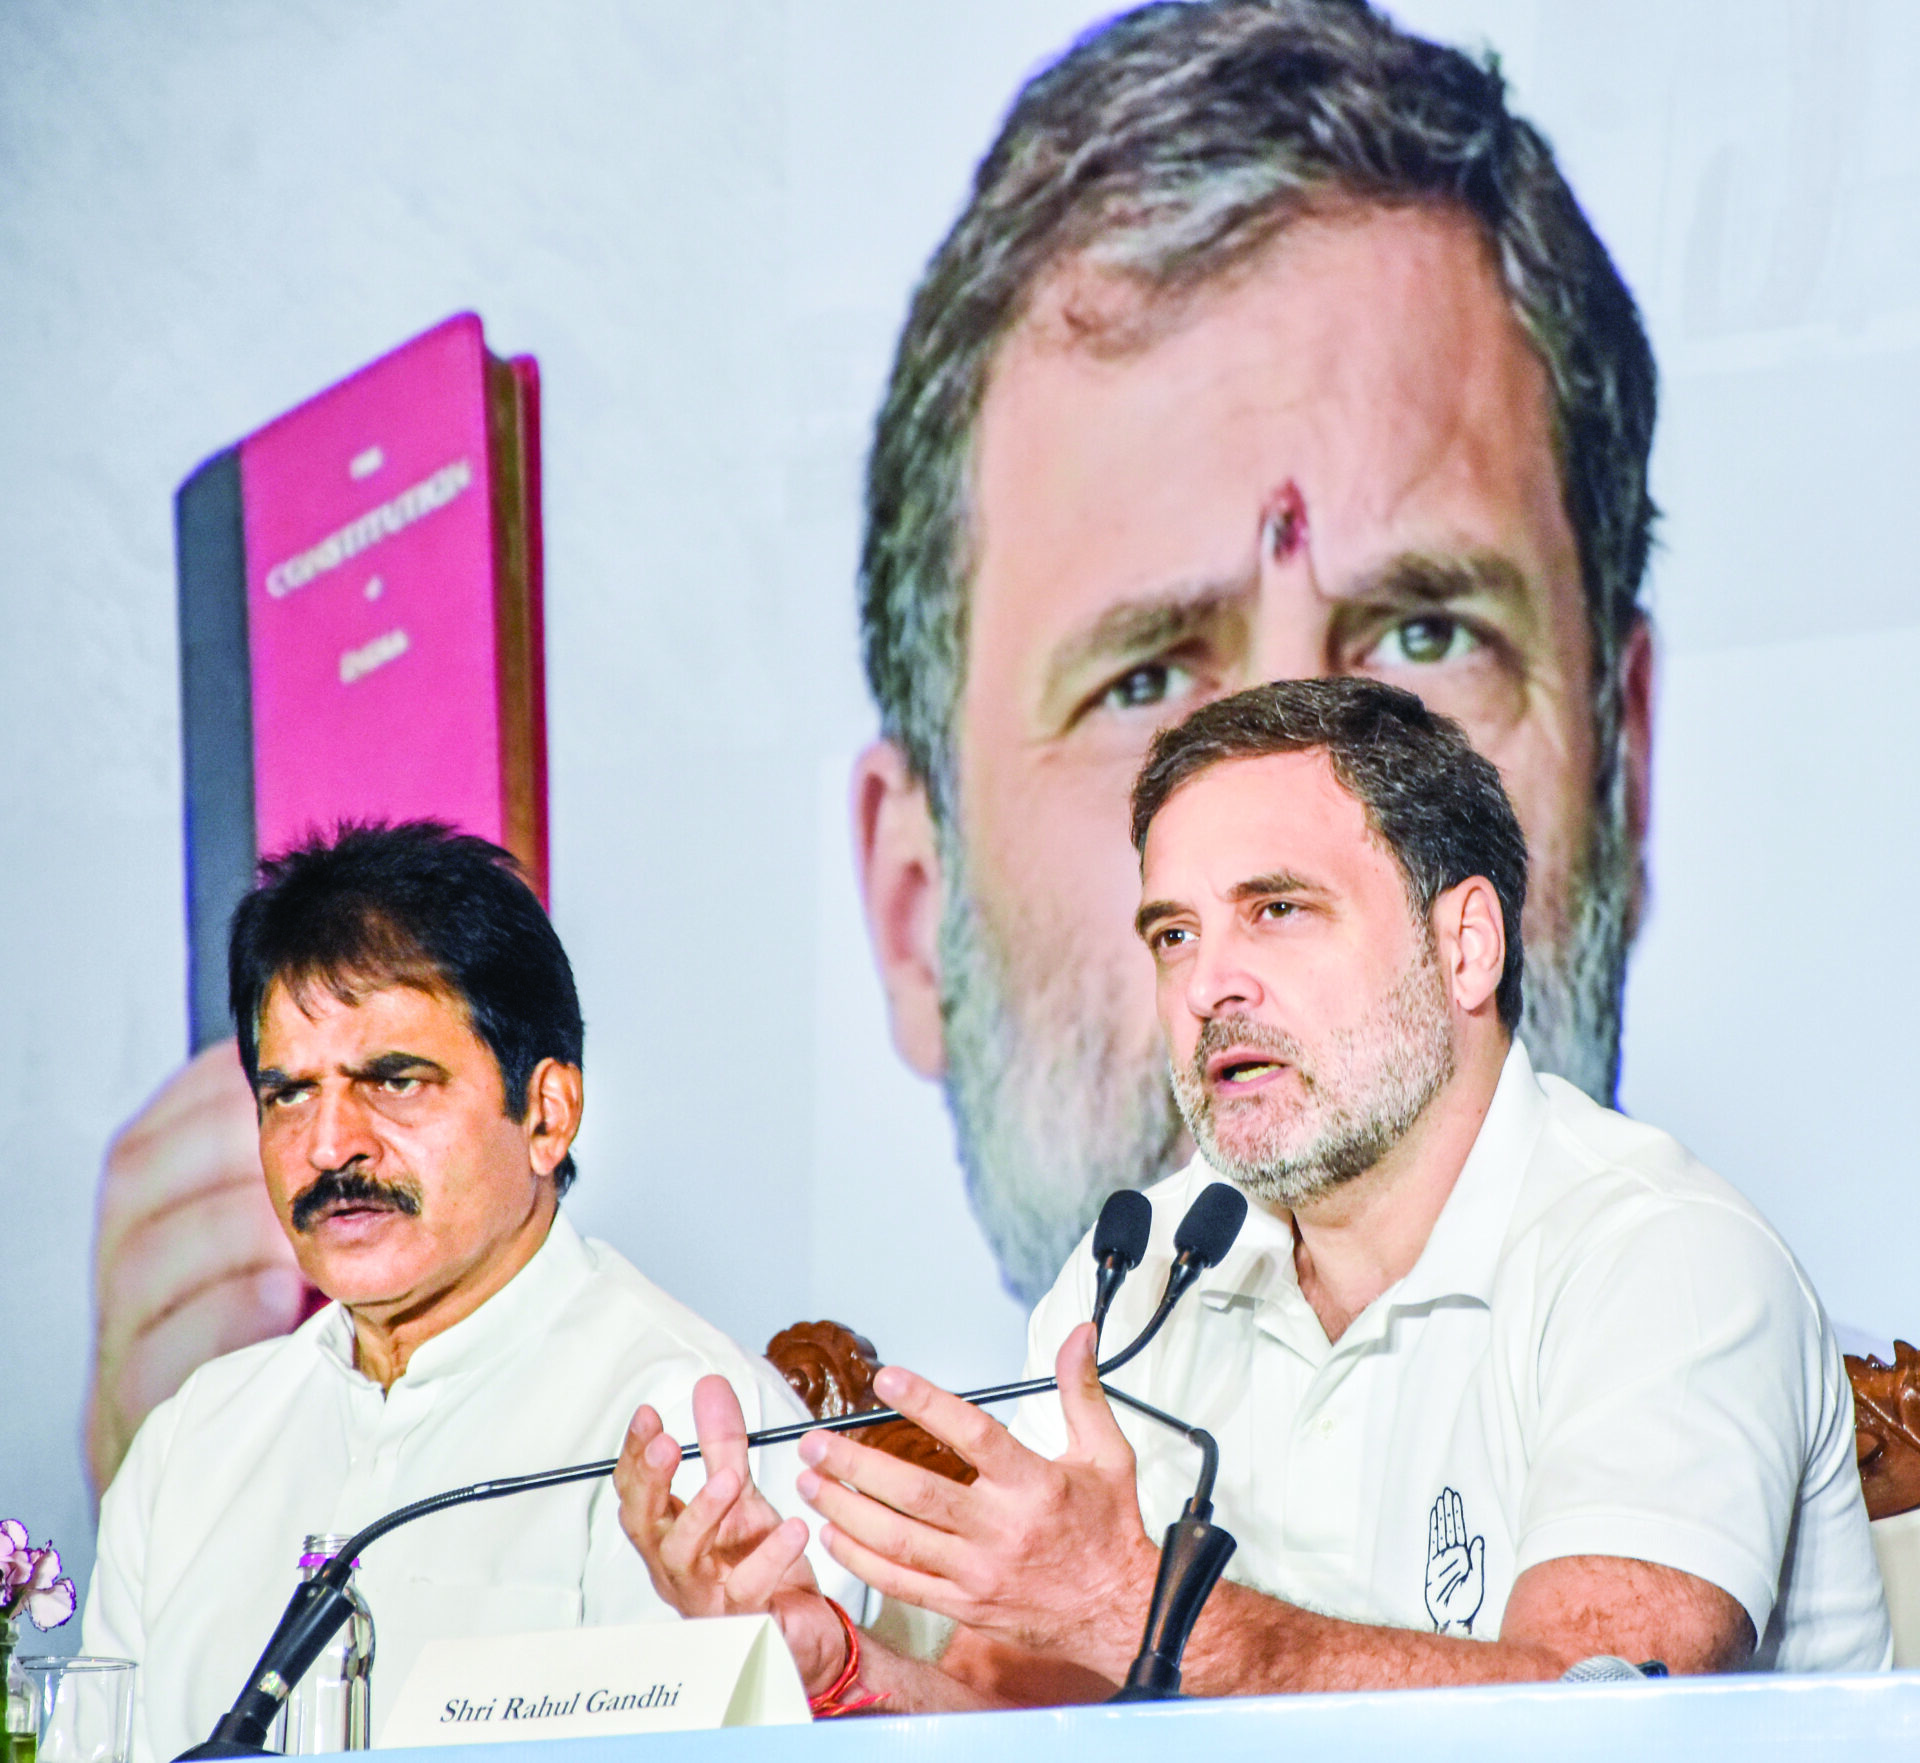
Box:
[619,678,1888,1703]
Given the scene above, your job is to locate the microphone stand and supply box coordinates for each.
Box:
[178,1186,1249,1757]
[1105,1399,1236,1703]
[176,1342,1201,1757]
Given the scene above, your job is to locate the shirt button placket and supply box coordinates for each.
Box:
[1288,1364,1361,1556]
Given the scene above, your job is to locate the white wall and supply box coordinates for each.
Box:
[1,0,1913,1620]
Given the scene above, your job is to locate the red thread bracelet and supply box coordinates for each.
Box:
[808,1597,889,1717]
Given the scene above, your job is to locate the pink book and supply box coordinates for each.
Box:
[175,314,547,1046]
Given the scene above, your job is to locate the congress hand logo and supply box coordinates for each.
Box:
[1424,1487,1485,1635]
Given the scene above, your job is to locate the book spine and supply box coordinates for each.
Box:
[176,447,256,1051]
[484,353,549,904]
[513,354,549,904]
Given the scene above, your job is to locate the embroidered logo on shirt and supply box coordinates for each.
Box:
[1425,1487,1486,1635]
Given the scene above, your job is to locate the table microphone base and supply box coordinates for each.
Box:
[1109,1512,1237,1703]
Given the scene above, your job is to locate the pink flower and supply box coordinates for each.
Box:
[0,1521,76,1631]
[21,1547,75,1630]
[0,1521,32,1594]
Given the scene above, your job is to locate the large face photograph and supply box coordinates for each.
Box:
[2,0,1916,1661]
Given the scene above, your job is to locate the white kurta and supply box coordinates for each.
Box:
[1012,1042,1892,1672]
[84,1213,856,1763]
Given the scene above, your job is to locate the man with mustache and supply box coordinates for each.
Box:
[83,823,853,1763]
[621,680,1888,1701]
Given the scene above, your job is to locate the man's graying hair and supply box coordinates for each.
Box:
[1131,678,1529,1029]
[860,0,1656,820]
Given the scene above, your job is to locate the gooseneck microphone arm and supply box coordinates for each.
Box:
[338,1185,1243,1573]
[177,1183,1250,1760]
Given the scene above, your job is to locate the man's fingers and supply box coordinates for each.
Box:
[690,1375,752,1484]
[711,1516,812,1610]
[1054,1324,1135,1468]
[793,1429,969,1532]
[868,1364,1029,1482]
[797,1463,965,1583]
[116,1041,254,1140]
[111,1263,310,1402]
[615,1407,683,1539]
[96,1184,299,1357]
[655,1467,744,1577]
[85,1264,312,1493]
[97,1045,262,1247]
[817,1520,961,1620]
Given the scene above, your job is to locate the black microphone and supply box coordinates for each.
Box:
[1099,1181,1247,1377]
[1089,1188,1152,1349]
[176,1183,1249,1758]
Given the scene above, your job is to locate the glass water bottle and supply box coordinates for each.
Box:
[271,1535,374,1753]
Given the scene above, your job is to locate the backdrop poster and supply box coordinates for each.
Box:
[1,0,1915,1618]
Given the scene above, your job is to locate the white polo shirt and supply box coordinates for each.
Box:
[1011,1043,1891,1671]
[85,1212,859,1763]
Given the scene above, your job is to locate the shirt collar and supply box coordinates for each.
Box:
[313,1209,593,1390]
[1194,1038,1548,1317]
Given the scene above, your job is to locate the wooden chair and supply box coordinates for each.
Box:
[765,1321,975,1484]
[1849,1342,1920,1522]
[1848,1342,1920,1665]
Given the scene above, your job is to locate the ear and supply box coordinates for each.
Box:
[523,1058,585,1179]
[1433,876,1506,1020]
[851,738,947,1078]
[1616,615,1655,934]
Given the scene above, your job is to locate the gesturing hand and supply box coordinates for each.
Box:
[796,1323,1159,1684]
[614,1376,847,1693]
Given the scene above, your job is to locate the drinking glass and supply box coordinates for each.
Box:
[17,1659,134,1763]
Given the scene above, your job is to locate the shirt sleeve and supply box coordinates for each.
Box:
[1514,1197,1829,1642]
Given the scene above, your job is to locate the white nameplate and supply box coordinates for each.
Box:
[377,1616,808,1747]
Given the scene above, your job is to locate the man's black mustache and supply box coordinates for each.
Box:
[290,1165,423,1233]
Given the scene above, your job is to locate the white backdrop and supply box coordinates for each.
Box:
[2,0,1915,1617]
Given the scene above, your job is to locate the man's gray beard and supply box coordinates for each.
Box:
[935,797,1636,1306]
[1166,947,1455,1209]
[936,854,1188,1306]
[1517,771,1637,1104]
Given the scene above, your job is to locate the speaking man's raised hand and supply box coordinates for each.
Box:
[796,1323,1160,1685]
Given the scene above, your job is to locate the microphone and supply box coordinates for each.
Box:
[1089,1189,1152,1349]
[176,1183,1248,1758]
[1099,1181,1247,1377]
[1561,1656,1667,1682]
